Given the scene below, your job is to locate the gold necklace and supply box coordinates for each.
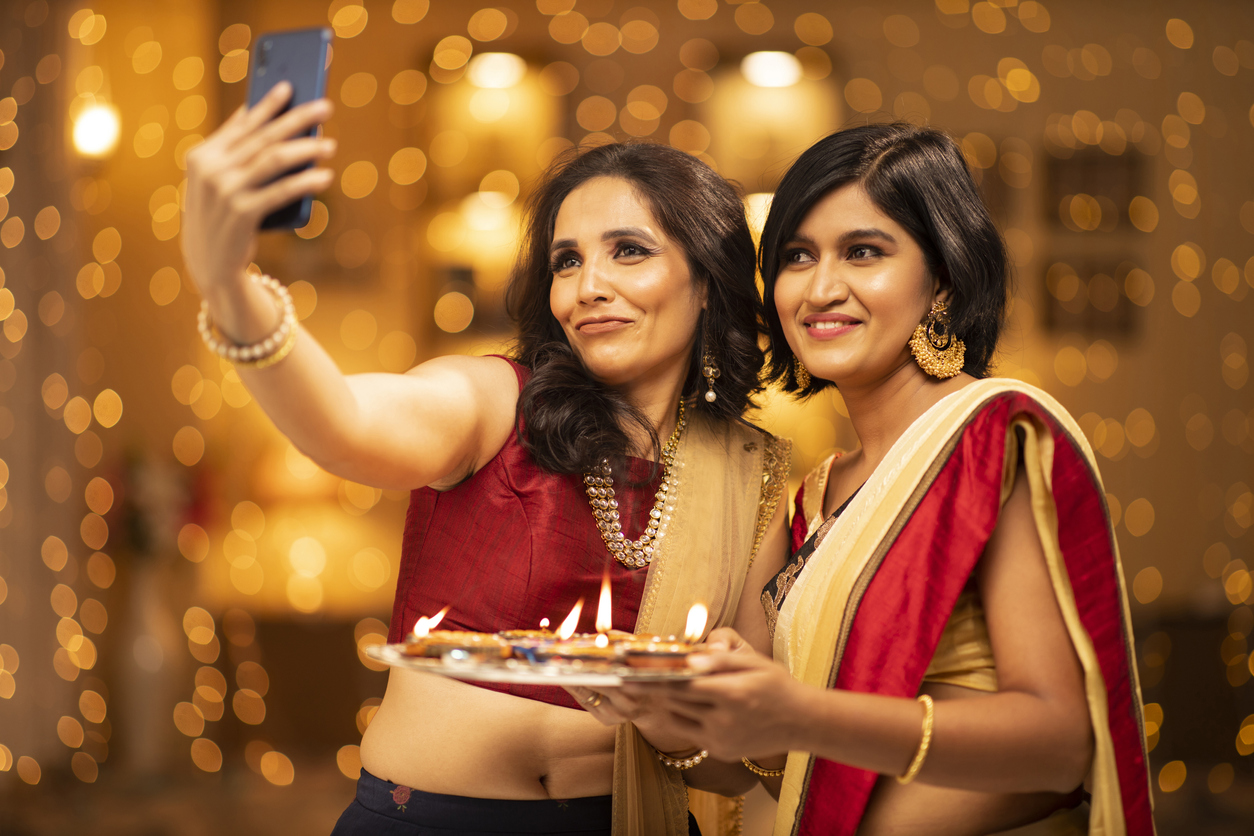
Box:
[583,400,687,569]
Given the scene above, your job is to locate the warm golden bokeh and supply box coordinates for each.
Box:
[0,1,1251,833]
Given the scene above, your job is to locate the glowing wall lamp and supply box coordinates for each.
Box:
[704,55,839,192]
[740,51,802,88]
[72,102,120,158]
[467,52,526,89]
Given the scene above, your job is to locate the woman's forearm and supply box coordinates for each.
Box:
[233,326,367,473]
[198,267,515,491]
[201,272,367,473]
[789,686,1091,794]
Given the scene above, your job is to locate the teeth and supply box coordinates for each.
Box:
[809,321,851,330]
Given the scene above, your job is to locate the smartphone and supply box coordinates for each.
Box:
[245,27,332,230]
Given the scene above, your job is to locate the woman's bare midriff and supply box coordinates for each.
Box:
[857,683,1085,836]
[359,668,617,800]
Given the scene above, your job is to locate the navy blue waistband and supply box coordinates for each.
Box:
[348,768,613,834]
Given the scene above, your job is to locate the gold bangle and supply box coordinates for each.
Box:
[247,323,298,370]
[655,748,708,771]
[896,694,934,785]
[741,756,785,778]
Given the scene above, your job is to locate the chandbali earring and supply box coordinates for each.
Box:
[909,300,966,379]
[702,352,721,402]
[793,359,812,389]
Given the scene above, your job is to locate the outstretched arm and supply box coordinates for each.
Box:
[181,83,519,490]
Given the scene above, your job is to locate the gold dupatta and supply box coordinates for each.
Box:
[772,379,1148,836]
[613,410,790,836]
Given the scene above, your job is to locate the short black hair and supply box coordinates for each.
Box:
[759,122,1008,395]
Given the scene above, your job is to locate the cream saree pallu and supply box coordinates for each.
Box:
[772,379,1154,836]
[613,411,790,836]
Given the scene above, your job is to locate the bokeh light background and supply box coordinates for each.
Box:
[1,1,1252,833]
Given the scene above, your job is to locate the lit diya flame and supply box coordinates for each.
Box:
[595,566,613,634]
[683,603,708,643]
[558,598,584,640]
[595,633,609,648]
[539,618,550,630]
[413,606,449,638]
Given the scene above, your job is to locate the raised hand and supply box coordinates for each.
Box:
[181,81,335,339]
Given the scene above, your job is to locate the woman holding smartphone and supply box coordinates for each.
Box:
[181,83,789,835]
[619,124,1154,836]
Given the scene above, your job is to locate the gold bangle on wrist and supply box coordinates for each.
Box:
[655,748,708,771]
[741,756,785,778]
[250,324,299,370]
[896,694,935,785]
[198,273,298,368]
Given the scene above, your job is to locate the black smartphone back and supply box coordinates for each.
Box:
[245,27,332,230]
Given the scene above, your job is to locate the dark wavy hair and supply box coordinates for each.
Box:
[505,142,763,474]
[760,123,1008,396]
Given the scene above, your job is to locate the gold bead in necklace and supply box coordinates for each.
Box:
[583,400,686,569]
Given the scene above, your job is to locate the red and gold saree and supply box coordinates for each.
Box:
[771,379,1154,836]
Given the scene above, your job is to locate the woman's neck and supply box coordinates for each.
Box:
[617,362,688,460]
[839,361,971,468]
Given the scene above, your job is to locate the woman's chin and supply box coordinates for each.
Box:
[578,356,632,387]
[800,351,915,390]
[578,350,651,387]
[798,358,853,387]
[577,345,691,392]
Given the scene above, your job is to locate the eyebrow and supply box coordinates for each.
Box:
[550,227,659,253]
[786,228,898,247]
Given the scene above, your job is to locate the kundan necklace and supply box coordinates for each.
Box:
[584,399,687,569]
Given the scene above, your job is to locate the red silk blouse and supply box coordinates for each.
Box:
[388,358,658,710]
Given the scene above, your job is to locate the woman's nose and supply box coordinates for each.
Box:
[807,256,849,307]
[576,254,614,304]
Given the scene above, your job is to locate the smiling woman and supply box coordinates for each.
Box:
[621,125,1155,836]
[180,84,789,836]
[508,143,765,475]
[760,125,1006,397]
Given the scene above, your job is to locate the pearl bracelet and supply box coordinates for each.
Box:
[198,273,298,368]
[655,747,708,771]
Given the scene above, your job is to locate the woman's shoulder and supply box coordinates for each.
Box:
[960,376,1066,411]
[959,377,1084,435]
[714,415,792,461]
[939,378,1097,466]
[696,416,792,504]
[410,352,521,381]
[408,354,523,488]
[408,353,521,416]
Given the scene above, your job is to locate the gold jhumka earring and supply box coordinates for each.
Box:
[909,300,966,379]
[793,359,811,389]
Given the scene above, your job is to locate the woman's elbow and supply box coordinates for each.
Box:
[1047,716,1094,793]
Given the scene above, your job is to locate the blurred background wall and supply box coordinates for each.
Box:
[0,0,1251,833]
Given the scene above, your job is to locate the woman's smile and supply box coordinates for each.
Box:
[575,314,635,335]
[803,312,861,340]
